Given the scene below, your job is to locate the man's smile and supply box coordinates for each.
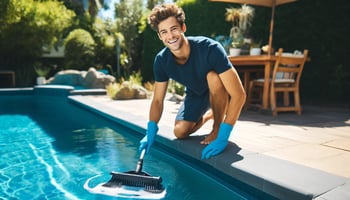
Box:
[168,38,179,45]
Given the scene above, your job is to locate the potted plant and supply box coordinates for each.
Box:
[229,27,244,56]
[250,40,262,55]
[225,5,254,56]
[34,63,50,85]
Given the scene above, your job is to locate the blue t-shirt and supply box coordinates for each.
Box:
[153,36,232,96]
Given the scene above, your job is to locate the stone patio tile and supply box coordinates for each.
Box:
[323,138,350,151]
[264,143,350,178]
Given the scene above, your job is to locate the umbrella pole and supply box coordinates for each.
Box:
[268,0,276,56]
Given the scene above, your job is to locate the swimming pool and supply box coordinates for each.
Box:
[0,87,271,199]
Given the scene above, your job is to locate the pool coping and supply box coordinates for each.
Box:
[2,86,350,200]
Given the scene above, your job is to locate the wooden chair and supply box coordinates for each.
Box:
[246,48,309,116]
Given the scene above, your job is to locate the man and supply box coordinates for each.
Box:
[139,3,246,159]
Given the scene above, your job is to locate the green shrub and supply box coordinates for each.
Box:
[64,29,96,70]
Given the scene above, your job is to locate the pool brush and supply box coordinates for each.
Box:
[102,149,164,193]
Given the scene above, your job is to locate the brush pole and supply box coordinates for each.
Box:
[135,149,146,173]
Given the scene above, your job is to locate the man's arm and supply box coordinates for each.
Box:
[149,81,169,123]
[139,80,169,153]
[219,68,246,125]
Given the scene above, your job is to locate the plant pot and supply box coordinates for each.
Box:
[36,77,46,85]
[250,48,261,56]
[229,48,241,56]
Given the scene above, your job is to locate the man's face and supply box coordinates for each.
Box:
[157,16,186,51]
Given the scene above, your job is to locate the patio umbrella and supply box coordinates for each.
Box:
[209,0,297,55]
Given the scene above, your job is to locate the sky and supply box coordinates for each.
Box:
[98,0,119,20]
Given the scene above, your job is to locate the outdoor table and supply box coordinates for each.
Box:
[229,55,277,110]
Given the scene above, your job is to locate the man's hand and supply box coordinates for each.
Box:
[139,121,159,153]
[201,123,233,159]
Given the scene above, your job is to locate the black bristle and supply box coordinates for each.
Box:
[102,171,164,193]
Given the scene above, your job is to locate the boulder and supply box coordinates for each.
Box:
[114,81,148,100]
[46,67,115,89]
[84,68,115,89]
[46,70,85,86]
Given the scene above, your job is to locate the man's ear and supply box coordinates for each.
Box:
[157,32,162,40]
[182,23,187,33]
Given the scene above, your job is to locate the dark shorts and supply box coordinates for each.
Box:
[175,90,210,122]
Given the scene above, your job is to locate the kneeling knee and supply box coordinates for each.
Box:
[174,126,189,139]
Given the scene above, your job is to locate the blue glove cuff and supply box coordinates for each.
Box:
[147,121,158,135]
[217,123,233,141]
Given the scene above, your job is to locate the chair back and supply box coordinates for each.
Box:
[271,48,309,87]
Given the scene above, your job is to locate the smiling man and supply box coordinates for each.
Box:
[139,3,246,159]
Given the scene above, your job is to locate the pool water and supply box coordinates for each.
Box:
[0,93,253,200]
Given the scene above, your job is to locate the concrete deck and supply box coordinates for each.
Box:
[69,93,350,200]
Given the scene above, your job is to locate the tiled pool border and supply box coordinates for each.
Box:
[1,85,349,200]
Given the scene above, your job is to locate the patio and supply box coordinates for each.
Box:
[71,92,350,199]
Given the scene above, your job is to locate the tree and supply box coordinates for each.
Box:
[92,18,121,74]
[0,0,75,86]
[0,0,75,61]
[115,0,144,78]
[146,0,166,10]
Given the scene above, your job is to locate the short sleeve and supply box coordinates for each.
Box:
[207,41,233,74]
[153,51,170,82]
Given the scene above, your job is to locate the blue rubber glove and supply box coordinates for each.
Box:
[201,123,233,160]
[139,121,158,153]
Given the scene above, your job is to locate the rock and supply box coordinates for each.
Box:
[46,70,85,86]
[115,86,136,100]
[46,67,115,89]
[114,81,148,100]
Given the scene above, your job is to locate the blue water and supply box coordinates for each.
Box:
[0,94,252,200]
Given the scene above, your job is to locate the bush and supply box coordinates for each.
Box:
[64,29,96,70]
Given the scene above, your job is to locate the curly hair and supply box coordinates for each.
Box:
[148,3,186,32]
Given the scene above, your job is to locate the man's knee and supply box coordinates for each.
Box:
[174,125,188,139]
[174,121,194,139]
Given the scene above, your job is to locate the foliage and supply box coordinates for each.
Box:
[33,63,51,77]
[106,82,122,99]
[143,81,154,92]
[250,40,261,48]
[128,71,143,86]
[115,0,144,78]
[0,0,75,64]
[0,0,75,86]
[225,5,254,36]
[92,18,119,73]
[64,29,96,70]
[168,80,185,96]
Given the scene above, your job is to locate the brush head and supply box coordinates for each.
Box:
[103,171,164,193]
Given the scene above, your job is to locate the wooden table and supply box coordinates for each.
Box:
[229,55,277,110]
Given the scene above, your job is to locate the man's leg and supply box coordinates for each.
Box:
[201,71,228,144]
[173,91,211,139]
[174,110,213,139]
